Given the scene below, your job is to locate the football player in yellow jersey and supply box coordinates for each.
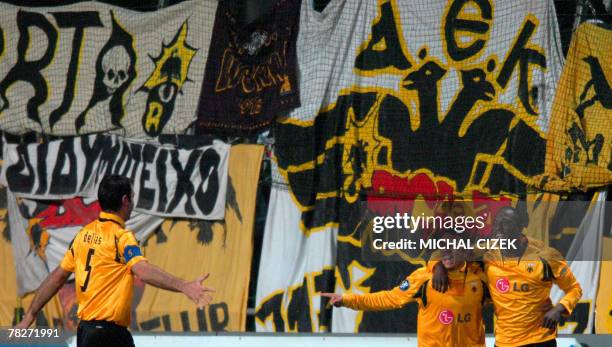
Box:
[432,207,582,347]
[15,175,215,347]
[322,234,489,347]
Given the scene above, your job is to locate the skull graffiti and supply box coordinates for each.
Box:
[101,45,131,94]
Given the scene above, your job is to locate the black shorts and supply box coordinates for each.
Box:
[496,339,557,347]
[77,320,135,347]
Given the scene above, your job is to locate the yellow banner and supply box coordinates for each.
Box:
[0,196,17,326]
[133,144,264,332]
[542,22,612,191]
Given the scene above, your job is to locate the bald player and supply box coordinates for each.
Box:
[15,175,215,347]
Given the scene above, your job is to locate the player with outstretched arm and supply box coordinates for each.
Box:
[15,175,215,347]
[323,233,489,347]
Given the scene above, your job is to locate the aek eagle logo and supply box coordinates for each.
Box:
[140,21,197,137]
[275,0,546,221]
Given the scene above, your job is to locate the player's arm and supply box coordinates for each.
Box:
[553,259,582,307]
[554,265,582,315]
[14,266,71,328]
[131,260,215,307]
[340,287,415,311]
[16,241,77,329]
[131,260,187,292]
[541,253,583,329]
[322,269,427,311]
[119,231,215,308]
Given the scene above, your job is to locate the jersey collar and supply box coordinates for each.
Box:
[99,211,126,228]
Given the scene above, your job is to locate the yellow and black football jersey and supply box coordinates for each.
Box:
[60,211,146,327]
[342,263,488,347]
[484,237,582,347]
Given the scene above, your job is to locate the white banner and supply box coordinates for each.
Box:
[1,134,229,220]
[551,189,607,334]
[262,0,565,333]
[254,162,337,332]
[0,0,216,138]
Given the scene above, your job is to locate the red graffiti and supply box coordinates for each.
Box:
[367,170,513,237]
[368,171,454,211]
[35,198,100,229]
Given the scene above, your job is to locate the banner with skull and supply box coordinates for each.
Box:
[0,0,217,138]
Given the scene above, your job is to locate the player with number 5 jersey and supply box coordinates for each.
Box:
[15,175,216,347]
[60,209,146,327]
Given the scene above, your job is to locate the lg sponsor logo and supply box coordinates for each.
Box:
[495,278,510,293]
[438,309,454,325]
[495,278,530,292]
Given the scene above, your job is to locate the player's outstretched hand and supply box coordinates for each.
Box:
[182,273,215,308]
[432,262,449,293]
[541,304,565,329]
[321,293,343,307]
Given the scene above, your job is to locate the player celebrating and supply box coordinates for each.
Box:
[15,175,215,347]
[432,207,582,347]
[322,234,489,347]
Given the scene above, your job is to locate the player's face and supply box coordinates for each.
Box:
[123,191,134,220]
[441,246,466,270]
[441,251,457,269]
[492,211,522,240]
[128,192,134,218]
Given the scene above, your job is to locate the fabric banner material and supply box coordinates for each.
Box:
[0,186,13,326]
[7,190,163,296]
[260,0,564,333]
[0,182,64,327]
[0,0,216,138]
[274,0,564,200]
[2,145,262,330]
[1,134,229,220]
[130,144,263,332]
[540,21,612,192]
[255,172,336,332]
[550,189,607,334]
[595,237,612,333]
[196,0,301,134]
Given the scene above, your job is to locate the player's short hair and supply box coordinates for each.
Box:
[98,175,132,212]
